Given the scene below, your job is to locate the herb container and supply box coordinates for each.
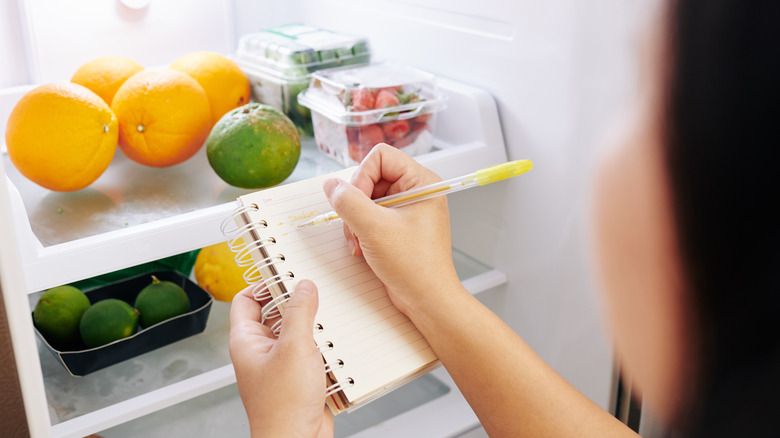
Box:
[234,24,372,137]
[297,62,447,166]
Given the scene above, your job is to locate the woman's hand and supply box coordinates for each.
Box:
[229,280,334,438]
[323,144,461,317]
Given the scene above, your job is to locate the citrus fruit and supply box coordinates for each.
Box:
[71,56,144,106]
[33,285,91,348]
[193,240,248,302]
[169,52,251,125]
[206,103,300,188]
[79,298,139,348]
[134,275,191,328]
[5,82,118,192]
[111,69,211,167]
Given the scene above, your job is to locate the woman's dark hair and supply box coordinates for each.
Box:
[664,0,780,435]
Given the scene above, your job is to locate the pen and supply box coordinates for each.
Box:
[297,159,533,228]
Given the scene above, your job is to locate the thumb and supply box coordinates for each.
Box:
[323,178,383,235]
[278,280,319,341]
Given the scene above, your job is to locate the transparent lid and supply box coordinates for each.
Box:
[235,24,371,80]
[297,62,446,126]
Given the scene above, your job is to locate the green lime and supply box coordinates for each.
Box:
[33,285,91,348]
[206,103,301,189]
[79,299,139,348]
[134,275,191,328]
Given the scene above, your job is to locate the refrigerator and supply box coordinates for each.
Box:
[0,0,658,436]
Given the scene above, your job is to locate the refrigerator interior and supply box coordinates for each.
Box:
[0,0,657,436]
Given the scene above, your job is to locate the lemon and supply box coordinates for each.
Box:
[193,240,248,302]
[79,299,139,348]
[134,275,191,328]
[33,285,91,348]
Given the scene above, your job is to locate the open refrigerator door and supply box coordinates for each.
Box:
[0,0,655,436]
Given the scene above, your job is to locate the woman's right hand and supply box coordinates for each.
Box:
[323,144,462,317]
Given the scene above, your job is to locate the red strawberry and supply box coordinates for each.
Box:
[393,123,425,149]
[378,86,403,94]
[348,124,385,162]
[374,90,400,109]
[346,127,359,142]
[381,119,410,141]
[359,124,385,146]
[413,113,431,124]
[350,89,376,112]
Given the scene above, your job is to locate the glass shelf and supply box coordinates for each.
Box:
[2,77,509,293]
[4,138,343,248]
[97,376,450,438]
[29,247,504,437]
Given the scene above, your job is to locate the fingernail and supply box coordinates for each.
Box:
[323,178,339,198]
[347,238,357,256]
[296,279,315,296]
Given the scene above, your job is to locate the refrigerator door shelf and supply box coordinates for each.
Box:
[1,77,508,293]
[33,248,503,438]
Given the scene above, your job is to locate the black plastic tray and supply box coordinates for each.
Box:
[33,270,213,376]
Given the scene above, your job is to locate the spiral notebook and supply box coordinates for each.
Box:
[223,167,440,414]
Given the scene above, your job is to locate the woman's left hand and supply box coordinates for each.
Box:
[229,280,334,438]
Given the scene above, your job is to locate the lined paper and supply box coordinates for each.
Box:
[238,168,438,406]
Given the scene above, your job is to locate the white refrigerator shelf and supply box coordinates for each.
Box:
[30,249,504,438]
[1,77,508,293]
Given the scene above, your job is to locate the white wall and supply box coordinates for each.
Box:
[0,0,30,87]
[0,0,234,85]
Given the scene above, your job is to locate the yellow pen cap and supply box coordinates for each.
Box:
[475,160,533,185]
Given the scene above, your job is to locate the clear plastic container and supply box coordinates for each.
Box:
[297,62,446,166]
[234,24,371,137]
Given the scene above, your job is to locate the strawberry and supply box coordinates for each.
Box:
[349,88,376,112]
[381,119,410,141]
[346,126,359,142]
[393,122,426,149]
[413,113,431,124]
[348,124,385,163]
[374,90,400,109]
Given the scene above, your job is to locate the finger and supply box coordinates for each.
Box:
[278,280,320,341]
[230,285,264,326]
[323,178,386,237]
[352,144,440,198]
[341,221,363,257]
[229,286,275,344]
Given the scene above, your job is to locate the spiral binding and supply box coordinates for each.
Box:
[325,378,354,397]
[269,321,322,338]
[324,359,345,373]
[248,271,294,302]
[235,241,284,267]
[221,204,259,237]
[224,202,355,403]
[242,251,284,283]
[317,340,334,352]
[261,292,293,323]
[271,319,283,337]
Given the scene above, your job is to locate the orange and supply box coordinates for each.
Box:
[170,52,251,125]
[5,82,118,192]
[111,69,212,167]
[71,56,144,106]
[193,240,248,302]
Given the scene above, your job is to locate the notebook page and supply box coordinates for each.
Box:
[237,168,438,405]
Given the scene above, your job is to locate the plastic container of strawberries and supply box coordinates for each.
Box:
[297,62,447,166]
[234,24,372,138]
